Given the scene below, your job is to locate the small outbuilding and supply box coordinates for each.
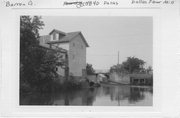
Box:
[129,74,153,86]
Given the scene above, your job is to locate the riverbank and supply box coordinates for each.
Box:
[20,76,85,95]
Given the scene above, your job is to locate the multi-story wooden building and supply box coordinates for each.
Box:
[39,29,89,77]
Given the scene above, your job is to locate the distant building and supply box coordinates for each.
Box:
[39,29,89,77]
[129,74,153,86]
[109,73,153,86]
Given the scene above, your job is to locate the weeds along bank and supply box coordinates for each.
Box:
[20,75,90,96]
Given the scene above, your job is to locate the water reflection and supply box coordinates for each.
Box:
[20,85,152,106]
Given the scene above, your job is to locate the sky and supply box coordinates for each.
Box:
[39,16,152,70]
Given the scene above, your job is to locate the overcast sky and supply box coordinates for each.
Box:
[39,16,152,70]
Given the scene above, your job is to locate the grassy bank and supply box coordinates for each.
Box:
[20,76,90,96]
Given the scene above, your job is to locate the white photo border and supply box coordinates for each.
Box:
[1,7,179,117]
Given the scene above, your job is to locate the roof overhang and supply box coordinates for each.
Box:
[46,40,69,44]
[79,32,89,47]
[38,45,67,53]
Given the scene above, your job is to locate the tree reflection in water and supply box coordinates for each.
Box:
[128,87,145,103]
[82,88,96,105]
[20,92,54,105]
[20,85,152,106]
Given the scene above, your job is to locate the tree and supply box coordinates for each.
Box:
[146,66,153,74]
[86,63,95,75]
[122,56,145,73]
[20,16,44,67]
[20,16,60,92]
[110,64,129,74]
[110,56,145,74]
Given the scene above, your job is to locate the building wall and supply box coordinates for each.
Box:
[57,66,65,76]
[39,37,67,77]
[49,43,69,77]
[56,52,67,76]
[51,43,69,51]
[110,72,130,84]
[58,43,69,51]
[39,33,87,77]
[39,35,50,48]
[69,34,86,77]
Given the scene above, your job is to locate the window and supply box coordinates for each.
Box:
[56,33,59,40]
[52,33,59,41]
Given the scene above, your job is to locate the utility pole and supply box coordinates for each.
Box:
[118,51,119,65]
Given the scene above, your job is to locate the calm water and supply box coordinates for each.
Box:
[20,84,153,106]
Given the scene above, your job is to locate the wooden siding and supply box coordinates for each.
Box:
[68,34,86,76]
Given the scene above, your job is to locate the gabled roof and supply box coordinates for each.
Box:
[49,29,66,35]
[47,31,89,47]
